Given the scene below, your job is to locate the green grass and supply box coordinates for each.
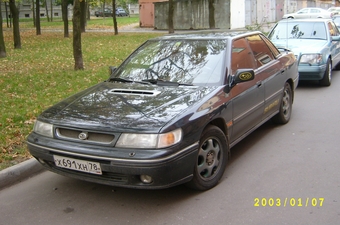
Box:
[3,15,140,29]
[0,18,162,170]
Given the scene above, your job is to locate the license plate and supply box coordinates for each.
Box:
[53,155,102,175]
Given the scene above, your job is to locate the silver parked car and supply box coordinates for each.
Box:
[282,8,333,19]
[268,19,340,86]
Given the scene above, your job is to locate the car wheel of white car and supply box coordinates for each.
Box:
[186,125,228,191]
[272,82,292,124]
[320,59,332,86]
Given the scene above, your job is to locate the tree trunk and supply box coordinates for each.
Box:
[208,0,215,29]
[168,0,174,33]
[45,0,50,22]
[112,0,118,35]
[36,0,41,35]
[0,0,7,58]
[50,0,53,22]
[72,0,84,70]
[32,0,36,27]
[9,0,21,49]
[86,1,90,20]
[5,2,10,28]
[62,0,69,37]
[80,0,86,33]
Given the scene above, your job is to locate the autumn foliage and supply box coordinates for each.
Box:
[0,28,161,170]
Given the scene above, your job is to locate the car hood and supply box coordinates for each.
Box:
[271,39,327,55]
[39,81,216,132]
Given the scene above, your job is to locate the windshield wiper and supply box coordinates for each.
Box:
[109,77,133,83]
[142,79,193,86]
[109,77,150,85]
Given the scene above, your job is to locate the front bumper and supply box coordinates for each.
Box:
[298,64,326,81]
[27,133,198,189]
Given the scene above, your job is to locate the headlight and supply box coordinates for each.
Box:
[299,54,322,65]
[33,120,53,138]
[116,128,182,149]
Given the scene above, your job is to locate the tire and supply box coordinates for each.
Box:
[186,125,228,191]
[272,82,292,124]
[319,59,332,86]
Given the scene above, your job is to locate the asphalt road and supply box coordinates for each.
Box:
[1,72,339,225]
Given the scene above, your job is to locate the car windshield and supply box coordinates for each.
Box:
[268,22,327,40]
[112,39,227,86]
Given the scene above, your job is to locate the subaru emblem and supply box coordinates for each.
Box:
[78,132,88,140]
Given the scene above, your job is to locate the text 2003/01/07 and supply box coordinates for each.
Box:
[254,198,324,207]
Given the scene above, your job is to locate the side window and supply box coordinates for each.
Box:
[231,38,257,75]
[246,34,275,68]
[328,22,339,36]
[298,9,309,14]
[310,9,320,14]
[261,35,280,57]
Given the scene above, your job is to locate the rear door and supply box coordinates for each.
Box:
[310,8,321,18]
[247,34,285,119]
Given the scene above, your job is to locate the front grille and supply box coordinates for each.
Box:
[56,128,116,144]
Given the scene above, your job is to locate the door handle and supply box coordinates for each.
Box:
[256,81,262,87]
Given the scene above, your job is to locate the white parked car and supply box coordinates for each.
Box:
[328,7,340,15]
[282,7,333,19]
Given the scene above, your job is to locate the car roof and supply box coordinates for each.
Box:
[278,18,332,23]
[300,7,326,10]
[150,30,262,41]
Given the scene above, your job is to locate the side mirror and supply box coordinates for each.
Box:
[109,66,117,76]
[331,36,340,41]
[224,69,255,93]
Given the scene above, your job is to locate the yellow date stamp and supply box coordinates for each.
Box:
[254,198,324,207]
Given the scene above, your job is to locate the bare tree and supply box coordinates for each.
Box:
[208,0,215,29]
[50,0,53,21]
[0,0,7,57]
[36,0,41,35]
[32,0,36,27]
[112,0,118,35]
[73,0,84,70]
[5,1,10,28]
[168,0,174,33]
[9,0,21,48]
[45,0,50,22]
[62,0,69,37]
[80,0,86,32]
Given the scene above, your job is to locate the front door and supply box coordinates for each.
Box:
[229,37,265,143]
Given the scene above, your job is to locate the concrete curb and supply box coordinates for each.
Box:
[0,158,45,190]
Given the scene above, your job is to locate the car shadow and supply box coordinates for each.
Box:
[228,120,276,166]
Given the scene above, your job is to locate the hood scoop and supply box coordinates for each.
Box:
[108,89,161,96]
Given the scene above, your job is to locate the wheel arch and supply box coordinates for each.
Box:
[206,118,230,154]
